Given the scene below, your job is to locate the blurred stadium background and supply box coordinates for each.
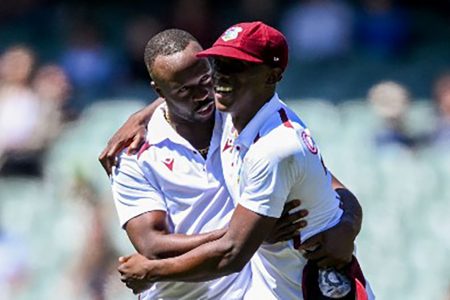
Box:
[0,0,449,299]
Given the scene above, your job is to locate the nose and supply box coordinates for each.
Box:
[213,71,229,81]
[212,71,232,86]
[193,85,210,102]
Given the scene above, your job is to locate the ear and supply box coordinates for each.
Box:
[266,68,283,85]
[151,80,164,99]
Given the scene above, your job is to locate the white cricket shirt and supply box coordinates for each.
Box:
[111,104,251,300]
[220,94,343,300]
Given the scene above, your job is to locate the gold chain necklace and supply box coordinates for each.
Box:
[164,109,209,156]
[197,146,209,156]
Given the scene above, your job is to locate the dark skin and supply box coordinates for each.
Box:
[99,43,362,293]
[211,58,283,133]
[101,109,360,263]
[104,41,309,287]
[125,202,308,261]
[116,56,363,294]
[150,42,215,151]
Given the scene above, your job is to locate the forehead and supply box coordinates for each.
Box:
[153,42,210,84]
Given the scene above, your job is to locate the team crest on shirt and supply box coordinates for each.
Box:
[221,27,243,41]
[301,130,318,155]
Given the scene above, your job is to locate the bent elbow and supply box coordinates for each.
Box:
[133,238,165,260]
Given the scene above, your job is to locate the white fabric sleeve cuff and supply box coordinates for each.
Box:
[111,152,166,228]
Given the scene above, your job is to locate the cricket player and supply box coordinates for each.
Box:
[117,22,374,300]
[106,29,356,299]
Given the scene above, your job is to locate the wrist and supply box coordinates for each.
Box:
[136,110,152,125]
[144,259,160,282]
[210,228,227,240]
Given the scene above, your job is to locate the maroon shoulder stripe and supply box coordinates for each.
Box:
[137,142,152,159]
[253,132,261,143]
[278,108,293,128]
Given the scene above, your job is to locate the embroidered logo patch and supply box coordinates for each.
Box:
[221,26,243,41]
[301,130,318,155]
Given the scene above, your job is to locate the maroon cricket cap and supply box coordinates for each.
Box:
[302,256,370,300]
[197,21,288,70]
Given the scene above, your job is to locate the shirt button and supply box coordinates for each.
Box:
[236,146,240,151]
[193,150,197,154]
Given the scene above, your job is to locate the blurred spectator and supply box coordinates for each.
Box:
[239,0,278,25]
[32,64,72,139]
[0,45,42,176]
[68,177,118,300]
[368,81,418,149]
[71,205,117,300]
[124,15,162,83]
[0,46,72,176]
[356,0,412,58]
[444,283,450,300]
[171,0,217,47]
[0,229,29,299]
[430,72,450,147]
[0,0,40,22]
[281,0,354,62]
[60,22,119,112]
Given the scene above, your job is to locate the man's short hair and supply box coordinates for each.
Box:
[144,29,199,79]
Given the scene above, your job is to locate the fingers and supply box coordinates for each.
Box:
[118,256,130,276]
[273,220,306,242]
[127,131,146,155]
[99,139,128,175]
[303,246,325,260]
[315,252,352,269]
[106,140,125,161]
[281,199,301,216]
[277,208,308,231]
[98,149,110,175]
[118,256,130,263]
[299,234,321,251]
[267,202,308,244]
[280,209,308,225]
[123,279,145,295]
[316,257,335,268]
[316,257,348,269]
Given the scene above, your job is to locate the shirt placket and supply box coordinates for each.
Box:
[232,143,243,186]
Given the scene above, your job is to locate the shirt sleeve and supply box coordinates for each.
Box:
[238,148,305,218]
[111,152,166,228]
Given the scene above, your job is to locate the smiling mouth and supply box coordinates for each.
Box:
[213,73,233,94]
[214,86,233,93]
[196,101,214,113]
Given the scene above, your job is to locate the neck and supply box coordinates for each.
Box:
[232,92,275,133]
[166,109,215,150]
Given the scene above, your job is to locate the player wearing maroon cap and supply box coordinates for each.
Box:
[110,22,373,299]
[198,21,373,299]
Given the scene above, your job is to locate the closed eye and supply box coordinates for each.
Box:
[200,74,211,83]
[178,86,189,94]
